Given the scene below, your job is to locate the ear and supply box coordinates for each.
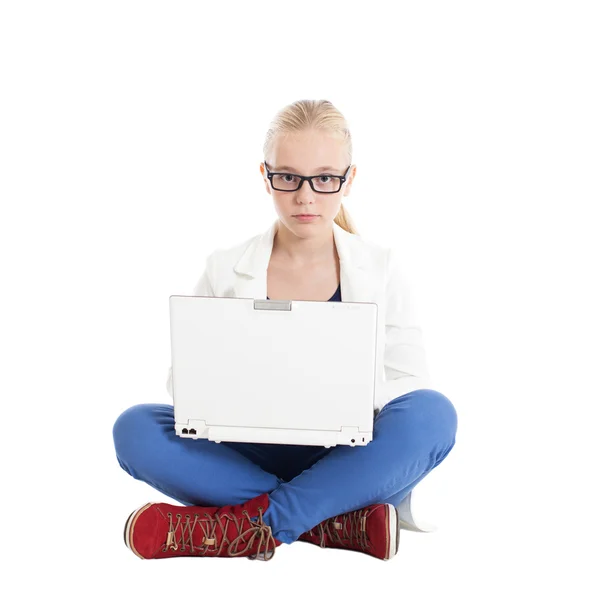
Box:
[343,165,357,197]
[260,162,272,195]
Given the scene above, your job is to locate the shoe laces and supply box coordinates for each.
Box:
[162,506,277,561]
[306,507,371,550]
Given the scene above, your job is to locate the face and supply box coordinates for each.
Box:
[260,129,356,238]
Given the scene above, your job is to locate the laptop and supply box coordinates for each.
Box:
[169,295,379,447]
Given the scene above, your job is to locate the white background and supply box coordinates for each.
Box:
[2,1,598,597]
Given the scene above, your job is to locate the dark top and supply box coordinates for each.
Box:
[267,282,342,302]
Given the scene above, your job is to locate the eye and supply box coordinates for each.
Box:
[275,174,297,182]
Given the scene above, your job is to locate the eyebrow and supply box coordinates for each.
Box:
[273,165,342,173]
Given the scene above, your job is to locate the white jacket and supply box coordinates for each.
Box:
[166,218,431,413]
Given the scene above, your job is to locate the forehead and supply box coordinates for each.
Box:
[270,130,347,172]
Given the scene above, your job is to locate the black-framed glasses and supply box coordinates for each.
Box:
[264,162,351,193]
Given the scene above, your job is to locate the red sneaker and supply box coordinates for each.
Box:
[123,492,282,561]
[298,503,400,560]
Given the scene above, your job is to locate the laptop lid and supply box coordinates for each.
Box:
[169,295,378,447]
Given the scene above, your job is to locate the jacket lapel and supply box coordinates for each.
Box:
[232,219,379,303]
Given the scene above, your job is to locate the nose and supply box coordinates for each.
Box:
[296,178,316,202]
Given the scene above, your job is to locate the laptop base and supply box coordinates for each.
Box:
[175,420,373,447]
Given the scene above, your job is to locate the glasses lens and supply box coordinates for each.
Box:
[271,174,342,192]
[272,174,301,191]
[312,175,342,193]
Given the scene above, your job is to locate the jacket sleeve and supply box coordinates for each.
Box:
[166,251,218,399]
[381,247,431,403]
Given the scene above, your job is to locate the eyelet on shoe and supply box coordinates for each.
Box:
[176,513,181,518]
[167,512,172,517]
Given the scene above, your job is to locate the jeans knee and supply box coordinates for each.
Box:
[413,389,458,443]
[112,403,160,458]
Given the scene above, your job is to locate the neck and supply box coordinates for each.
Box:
[273,220,336,267]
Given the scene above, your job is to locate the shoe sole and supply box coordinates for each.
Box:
[123,502,154,559]
[384,504,400,560]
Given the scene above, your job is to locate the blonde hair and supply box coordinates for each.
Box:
[263,99,359,235]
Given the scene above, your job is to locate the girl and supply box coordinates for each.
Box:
[113,99,458,562]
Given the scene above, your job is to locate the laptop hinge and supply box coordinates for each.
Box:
[253,299,292,311]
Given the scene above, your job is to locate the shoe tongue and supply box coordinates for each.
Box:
[239,492,270,519]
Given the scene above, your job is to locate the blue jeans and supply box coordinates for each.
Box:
[112,388,457,544]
